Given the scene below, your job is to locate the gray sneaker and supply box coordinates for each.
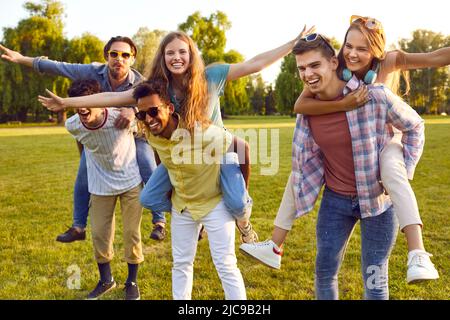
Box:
[124,282,140,300]
[87,279,116,300]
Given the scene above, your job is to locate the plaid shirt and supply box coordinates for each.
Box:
[292,77,425,219]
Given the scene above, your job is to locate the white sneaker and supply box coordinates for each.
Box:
[406,250,439,284]
[239,240,282,269]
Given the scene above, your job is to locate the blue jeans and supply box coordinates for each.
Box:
[315,187,398,300]
[72,136,162,229]
[140,153,252,219]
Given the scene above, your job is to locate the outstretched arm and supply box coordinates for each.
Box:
[293,85,369,115]
[0,44,34,67]
[395,47,450,70]
[38,89,135,112]
[226,25,315,81]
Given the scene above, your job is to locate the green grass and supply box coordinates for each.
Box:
[0,118,449,300]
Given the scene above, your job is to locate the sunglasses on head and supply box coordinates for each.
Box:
[302,33,336,55]
[135,104,167,120]
[350,15,382,31]
[108,50,133,60]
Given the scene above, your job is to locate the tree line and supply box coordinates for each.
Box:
[0,0,449,123]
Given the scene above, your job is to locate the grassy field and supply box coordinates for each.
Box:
[0,117,449,300]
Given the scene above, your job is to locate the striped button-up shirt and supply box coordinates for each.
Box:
[292,77,425,219]
[66,108,142,196]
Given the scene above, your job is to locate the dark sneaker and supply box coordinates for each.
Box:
[56,227,86,243]
[150,224,166,241]
[87,279,116,300]
[124,282,140,300]
[198,225,207,241]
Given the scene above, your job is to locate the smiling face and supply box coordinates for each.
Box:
[107,41,134,80]
[137,94,173,137]
[164,38,191,76]
[296,50,339,98]
[343,29,374,77]
[77,107,104,126]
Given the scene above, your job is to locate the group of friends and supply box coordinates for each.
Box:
[1,14,449,300]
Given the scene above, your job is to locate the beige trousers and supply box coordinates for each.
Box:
[89,184,144,264]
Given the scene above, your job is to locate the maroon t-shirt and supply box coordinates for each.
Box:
[308,108,357,196]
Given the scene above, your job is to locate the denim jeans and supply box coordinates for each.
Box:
[140,152,252,220]
[72,136,162,229]
[315,187,398,300]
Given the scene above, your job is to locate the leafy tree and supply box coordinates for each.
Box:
[1,0,66,122]
[274,53,301,115]
[132,28,166,77]
[247,74,266,115]
[399,30,450,114]
[179,11,231,65]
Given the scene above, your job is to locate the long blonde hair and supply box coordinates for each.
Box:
[337,19,410,96]
[148,31,210,131]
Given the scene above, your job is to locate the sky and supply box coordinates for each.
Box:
[0,0,449,84]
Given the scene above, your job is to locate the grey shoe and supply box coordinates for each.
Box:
[87,279,116,300]
[124,282,140,300]
[150,224,166,241]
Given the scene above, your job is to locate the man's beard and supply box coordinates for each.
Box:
[109,67,127,80]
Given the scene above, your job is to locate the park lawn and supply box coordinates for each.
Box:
[0,119,448,300]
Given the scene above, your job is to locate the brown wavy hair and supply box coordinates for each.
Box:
[147,31,210,131]
[337,18,410,96]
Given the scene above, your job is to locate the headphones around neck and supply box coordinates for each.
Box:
[342,60,380,84]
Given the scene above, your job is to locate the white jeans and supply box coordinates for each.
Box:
[171,200,246,300]
[380,138,422,230]
[275,138,422,231]
[274,172,297,231]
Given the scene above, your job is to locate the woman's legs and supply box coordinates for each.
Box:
[380,138,438,282]
[239,173,296,269]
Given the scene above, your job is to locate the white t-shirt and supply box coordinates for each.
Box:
[66,108,142,196]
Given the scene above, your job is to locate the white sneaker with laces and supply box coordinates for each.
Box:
[239,240,282,269]
[406,250,439,284]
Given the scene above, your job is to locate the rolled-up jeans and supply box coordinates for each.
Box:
[72,136,161,229]
[140,152,252,221]
[315,187,398,300]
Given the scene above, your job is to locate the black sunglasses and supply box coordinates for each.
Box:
[135,104,167,120]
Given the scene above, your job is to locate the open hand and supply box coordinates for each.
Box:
[0,44,25,63]
[38,89,66,112]
[297,25,317,41]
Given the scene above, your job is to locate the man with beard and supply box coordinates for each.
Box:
[0,36,164,243]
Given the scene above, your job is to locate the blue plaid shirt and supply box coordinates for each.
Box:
[292,78,425,219]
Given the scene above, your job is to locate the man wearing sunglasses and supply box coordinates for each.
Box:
[0,36,164,243]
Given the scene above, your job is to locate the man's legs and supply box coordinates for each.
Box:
[170,207,201,300]
[56,149,89,243]
[202,200,247,300]
[360,205,398,300]
[315,188,358,300]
